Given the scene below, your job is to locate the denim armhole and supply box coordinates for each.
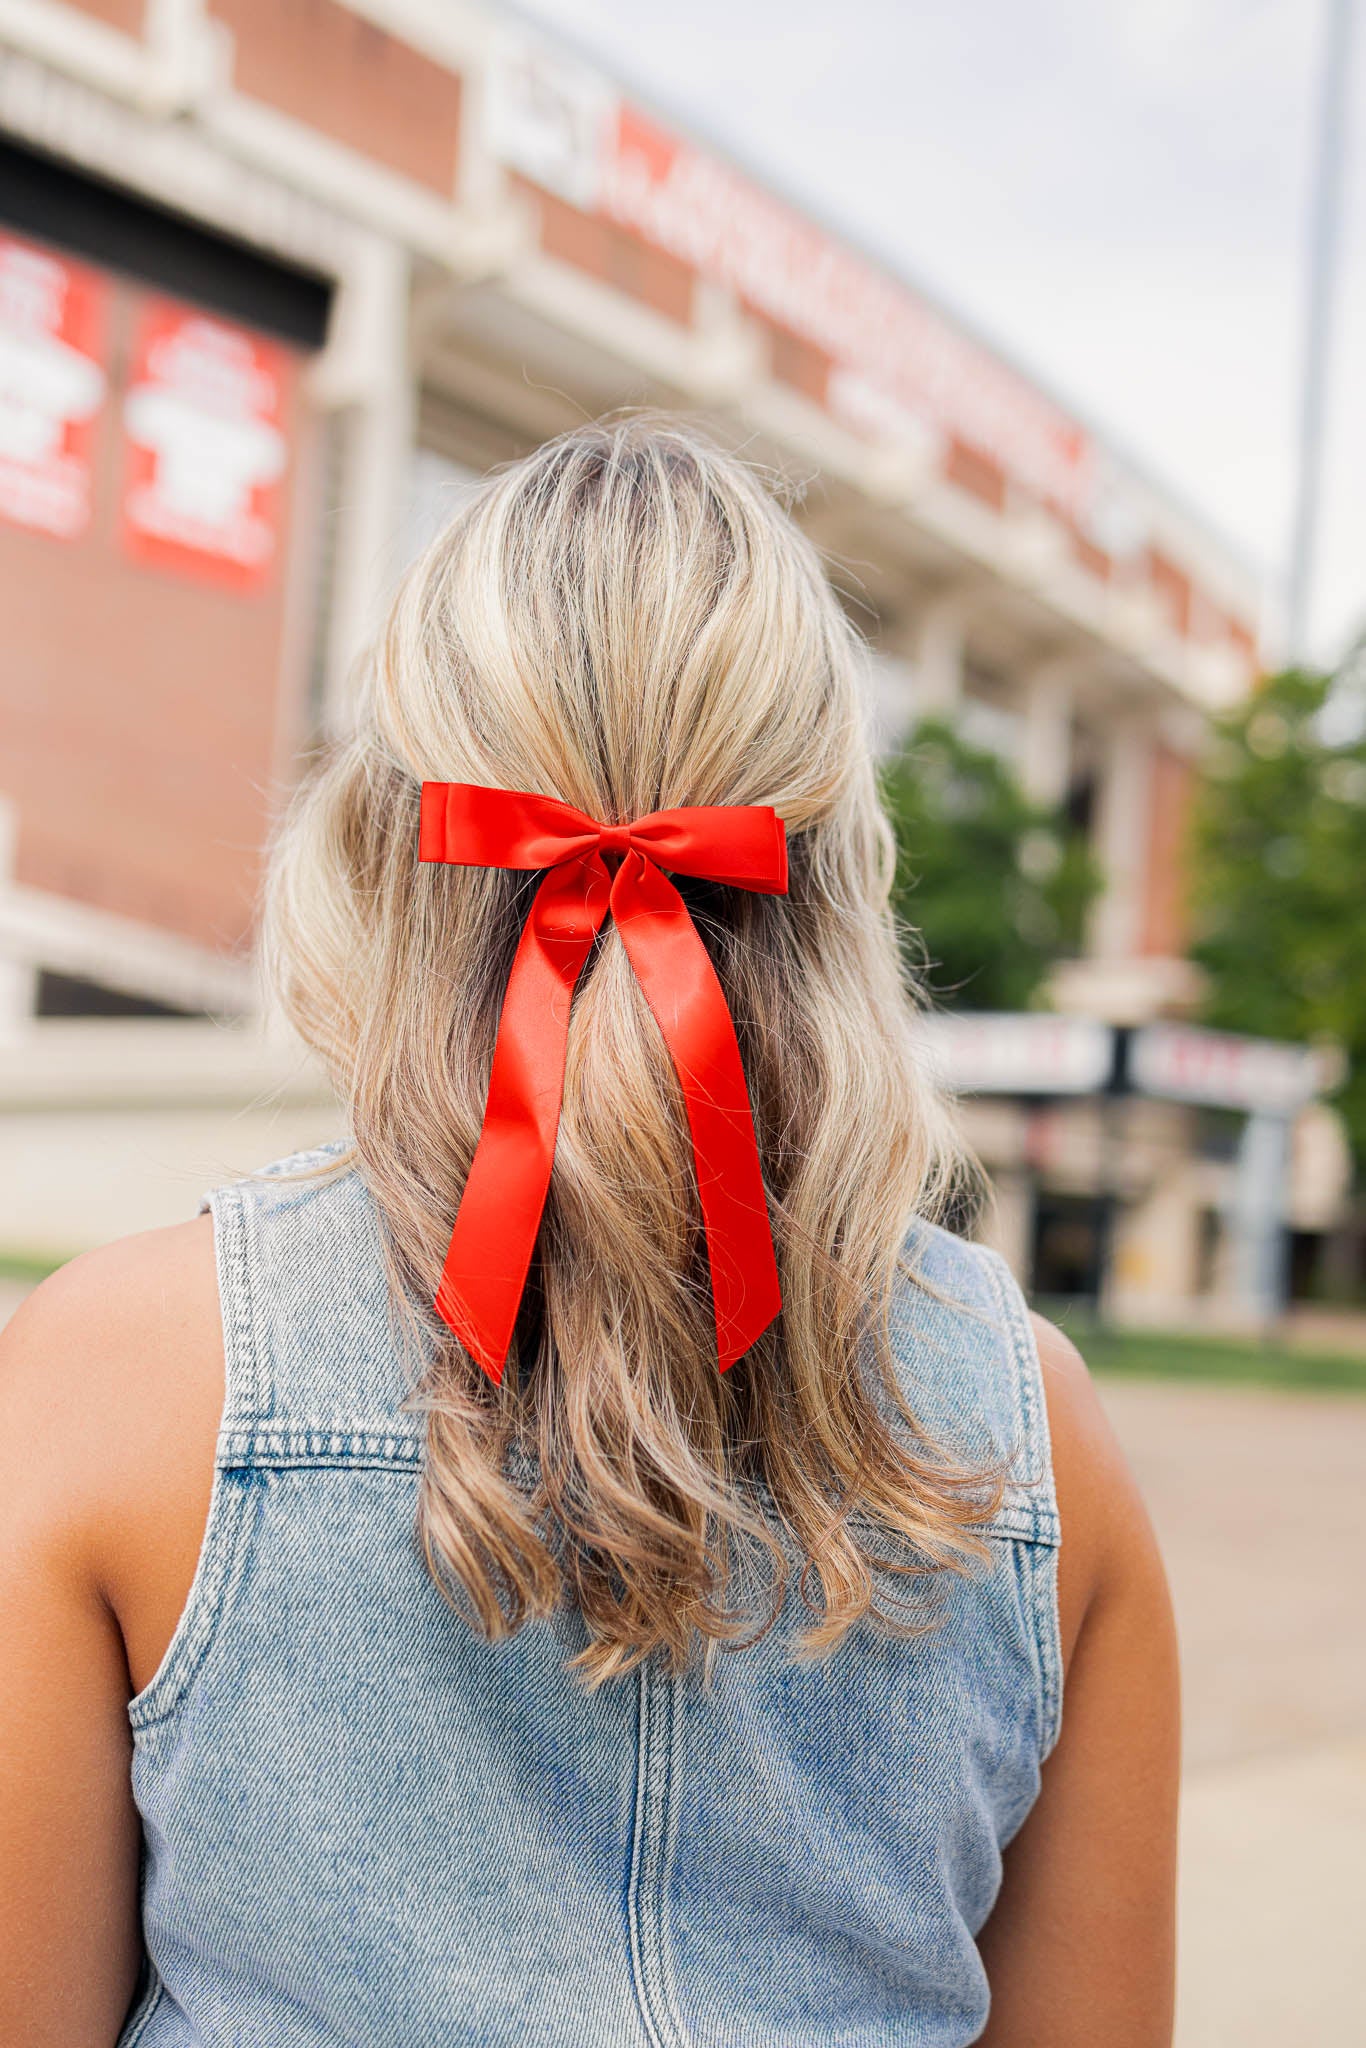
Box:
[125,1177,262,1735]
[975,1243,1064,1762]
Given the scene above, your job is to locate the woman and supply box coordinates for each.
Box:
[0,419,1178,2046]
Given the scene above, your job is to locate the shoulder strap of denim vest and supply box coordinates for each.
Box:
[887,1219,1061,1548]
[197,1137,427,1446]
[200,1148,1056,1543]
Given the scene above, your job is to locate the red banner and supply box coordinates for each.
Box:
[121,302,290,590]
[0,232,108,541]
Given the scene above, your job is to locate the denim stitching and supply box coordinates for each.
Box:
[1031,1531,1064,1758]
[218,1180,260,1427]
[976,1245,1062,1545]
[653,1669,690,2044]
[126,1179,267,1734]
[625,1663,665,2048]
[626,1661,690,2048]
[979,1505,1060,1546]
[217,1425,423,1472]
[972,1245,1065,1754]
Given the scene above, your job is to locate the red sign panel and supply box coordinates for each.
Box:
[121,302,290,590]
[0,232,108,540]
[598,103,1094,516]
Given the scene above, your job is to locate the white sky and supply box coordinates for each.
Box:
[515,0,1366,668]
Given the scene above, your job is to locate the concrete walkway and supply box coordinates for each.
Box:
[1098,1379,1366,2047]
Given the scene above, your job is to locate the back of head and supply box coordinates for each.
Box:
[264,415,995,1684]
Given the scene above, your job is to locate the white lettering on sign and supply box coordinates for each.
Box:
[600,104,1092,514]
[485,34,1095,517]
[0,232,107,541]
[120,302,290,592]
[1129,1024,1330,1115]
[917,1012,1115,1097]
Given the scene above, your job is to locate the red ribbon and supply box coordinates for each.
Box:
[418,782,789,1384]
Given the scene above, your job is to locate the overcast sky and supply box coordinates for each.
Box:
[516,0,1365,666]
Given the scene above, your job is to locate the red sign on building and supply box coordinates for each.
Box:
[120,301,290,591]
[0,231,108,540]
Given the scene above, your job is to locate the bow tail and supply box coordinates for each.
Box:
[611,854,782,1370]
[434,854,609,1382]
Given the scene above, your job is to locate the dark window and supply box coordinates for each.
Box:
[0,137,331,346]
[35,969,201,1020]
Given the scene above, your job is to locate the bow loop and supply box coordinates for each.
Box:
[418,780,787,1383]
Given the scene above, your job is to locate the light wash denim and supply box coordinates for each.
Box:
[118,1137,1061,2047]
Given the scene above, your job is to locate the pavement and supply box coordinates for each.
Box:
[1097,1379,1366,2048]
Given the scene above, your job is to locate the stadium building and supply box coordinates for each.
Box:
[0,0,1349,1326]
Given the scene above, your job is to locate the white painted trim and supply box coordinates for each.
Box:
[0,1015,330,1107]
[0,882,256,1015]
[0,44,352,277]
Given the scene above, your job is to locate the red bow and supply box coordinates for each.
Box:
[418,782,789,1384]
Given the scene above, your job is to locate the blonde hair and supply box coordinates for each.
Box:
[263,415,999,1685]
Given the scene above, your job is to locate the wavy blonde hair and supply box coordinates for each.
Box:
[262,415,1000,1685]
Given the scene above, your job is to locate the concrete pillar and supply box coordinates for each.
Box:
[1088,706,1155,961]
[0,796,37,1044]
[910,592,967,718]
[308,232,416,737]
[1107,1171,1205,1325]
[978,1168,1034,1288]
[1018,659,1078,808]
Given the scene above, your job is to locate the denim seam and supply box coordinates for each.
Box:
[217,1425,423,1472]
[976,1244,1066,1754]
[625,1665,659,2048]
[1030,1529,1064,1758]
[653,1670,689,2043]
[976,1246,1062,1543]
[214,1179,260,1427]
[626,1661,691,2048]
[976,1507,1060,1547]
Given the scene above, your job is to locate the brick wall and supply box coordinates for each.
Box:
[511,173,696,326]
[210,0,463,196]
[1,255,312,958]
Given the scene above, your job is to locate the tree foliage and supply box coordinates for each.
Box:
[1189,664,1366,1170]
[878,717,1102,1012]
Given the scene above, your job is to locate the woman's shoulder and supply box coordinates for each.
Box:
[0,1215,224,1695]
[1028,1310,1161,1670]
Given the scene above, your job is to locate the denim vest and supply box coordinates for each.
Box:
[119,1138,1061,2048]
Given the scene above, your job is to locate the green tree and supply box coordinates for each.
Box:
[879,716,1101,1012]
[1190,664,1366,1171]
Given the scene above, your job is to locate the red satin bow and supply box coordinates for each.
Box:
[418,781,789,1384]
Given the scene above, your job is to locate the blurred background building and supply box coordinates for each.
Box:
[0,0,1354,1324]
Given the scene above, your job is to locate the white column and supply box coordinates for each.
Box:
[910,591,967,717]
[308,232,416,738]
[1017,659,1078,808]
[0,796,37,1043]
[1088,708,1155,960]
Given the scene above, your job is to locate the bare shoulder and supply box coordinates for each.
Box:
[0,1215,223,1683]
[976,1315,1180,2043]
[1028,1312,1166,1667]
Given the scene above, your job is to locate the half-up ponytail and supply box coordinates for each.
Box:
[262,414,1001,1685]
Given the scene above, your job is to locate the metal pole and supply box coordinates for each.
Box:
[1287,0,1355,661]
